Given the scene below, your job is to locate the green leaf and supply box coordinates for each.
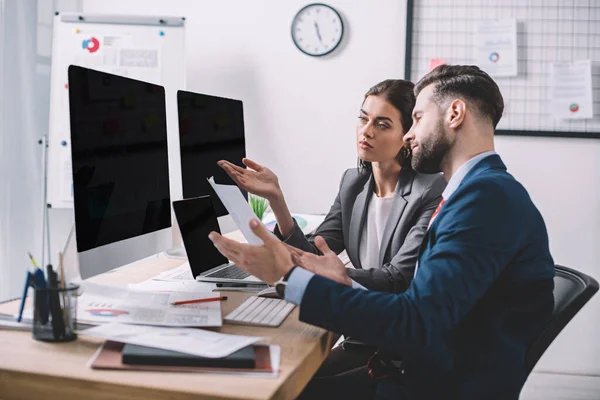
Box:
[249,195,268,221]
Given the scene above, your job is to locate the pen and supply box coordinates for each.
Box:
[170,296,228,306]
[16,272,33,322]
[47,265,65,338]
[27,251,39,268]
[27,252,49,322]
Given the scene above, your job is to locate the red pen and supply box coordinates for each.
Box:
[170,296,228,306]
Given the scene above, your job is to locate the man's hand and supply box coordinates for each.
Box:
[290,236,352,287]
[208,219,294,285]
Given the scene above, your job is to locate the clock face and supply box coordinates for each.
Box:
[291,3,344,57]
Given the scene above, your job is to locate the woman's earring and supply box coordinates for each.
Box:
[401,146,411,161]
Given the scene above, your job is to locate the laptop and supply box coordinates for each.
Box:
[173,196,264,284]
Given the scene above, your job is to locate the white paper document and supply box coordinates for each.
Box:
[550,60,594,120]
[80,322,262,358]
[77,282,222,327]
[477,18,518,77]
[0,314,32,331]
[208,177,270,245]
[129,279,214,293]
[151,263,194,281]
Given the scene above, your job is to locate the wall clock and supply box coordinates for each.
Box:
[291,3,344,57]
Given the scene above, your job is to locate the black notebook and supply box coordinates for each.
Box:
[121,344,256,368]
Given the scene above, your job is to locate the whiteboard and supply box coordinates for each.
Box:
[47,13,186,208]
[408,0,600,139]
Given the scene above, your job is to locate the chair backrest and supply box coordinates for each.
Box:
[526,265,599,373]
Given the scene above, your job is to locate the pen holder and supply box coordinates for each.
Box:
[32,283,79,342]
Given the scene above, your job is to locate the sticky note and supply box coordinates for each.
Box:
[428,58,446,72]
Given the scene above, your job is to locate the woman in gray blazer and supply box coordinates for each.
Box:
[219,79,446,294]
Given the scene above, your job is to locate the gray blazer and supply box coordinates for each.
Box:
[275,167,446,293]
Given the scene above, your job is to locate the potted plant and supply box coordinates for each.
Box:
[249,195,268,221]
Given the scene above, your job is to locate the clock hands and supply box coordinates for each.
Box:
[314,22,323,43]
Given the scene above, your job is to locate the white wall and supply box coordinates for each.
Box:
[496,136,600,375]
[82,0,409,216]
[0,0,44,302]
[33,0,600,377]
[0,0,83,302]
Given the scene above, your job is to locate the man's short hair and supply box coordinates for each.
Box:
[414,65,505,128]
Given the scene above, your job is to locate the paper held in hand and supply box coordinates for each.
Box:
[207,177,272,245]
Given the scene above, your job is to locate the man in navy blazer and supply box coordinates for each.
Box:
[209,65,555,400]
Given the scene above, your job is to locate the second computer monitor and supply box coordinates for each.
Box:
[177,90,247,217]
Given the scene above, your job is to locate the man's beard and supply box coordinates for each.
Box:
[411,121,451,174]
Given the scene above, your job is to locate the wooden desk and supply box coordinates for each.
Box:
[0,254,332,400]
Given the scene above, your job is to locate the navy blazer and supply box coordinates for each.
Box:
[298,155,555,400]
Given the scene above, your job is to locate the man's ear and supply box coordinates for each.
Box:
[447,99,466,129]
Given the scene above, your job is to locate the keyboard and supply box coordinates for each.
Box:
[206,265,250,280]
[224,296,295,327]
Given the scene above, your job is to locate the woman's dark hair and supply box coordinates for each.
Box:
[358,79,416,174]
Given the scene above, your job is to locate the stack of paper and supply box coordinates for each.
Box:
[129,278,213,292]
[88,341,281,377]
[81,322,261,358]
[76,282,222,327]
[151,264,194,281]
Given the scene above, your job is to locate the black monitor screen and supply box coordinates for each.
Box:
[68,66,171,252]
[177,90,247,216]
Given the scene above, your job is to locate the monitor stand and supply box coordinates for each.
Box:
[165,216,187,259]
[164,246,187,259]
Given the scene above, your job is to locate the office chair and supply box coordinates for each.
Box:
[526,264,599,374]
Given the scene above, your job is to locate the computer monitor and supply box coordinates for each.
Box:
[68,65,172,279]
[177,90,247,217]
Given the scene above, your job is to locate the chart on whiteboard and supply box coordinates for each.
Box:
[48,14,185,208]
[52,31,164,206]
[72,33,162,83]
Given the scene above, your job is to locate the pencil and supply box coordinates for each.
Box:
[170,296,228,306]
[27,251,39,268]
[58,251,66,290]
[58,251,70,328]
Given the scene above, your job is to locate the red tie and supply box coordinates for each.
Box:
[428,198,445,226]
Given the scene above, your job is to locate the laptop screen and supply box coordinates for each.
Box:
[173,196,229,278]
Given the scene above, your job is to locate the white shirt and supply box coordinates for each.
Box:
[441,151,498,202]
[359,194,394,270]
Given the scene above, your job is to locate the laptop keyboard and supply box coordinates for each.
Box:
[225,296,295,327]
[206,265,250,280]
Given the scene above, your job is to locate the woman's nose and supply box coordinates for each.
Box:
[362,124,374,138]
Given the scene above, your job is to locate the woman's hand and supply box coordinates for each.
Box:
[218,158,282,202]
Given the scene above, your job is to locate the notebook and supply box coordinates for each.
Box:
[89,341,276,375]
[122,343,255,368]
